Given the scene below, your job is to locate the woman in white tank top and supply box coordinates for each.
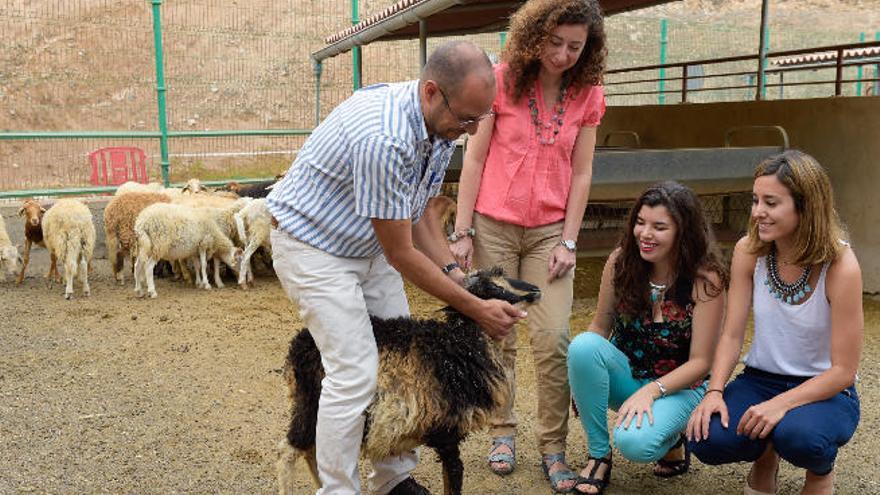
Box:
[684,150,863,495]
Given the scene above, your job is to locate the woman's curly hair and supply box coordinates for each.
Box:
[502,0,607,101]
[614,181,729,316]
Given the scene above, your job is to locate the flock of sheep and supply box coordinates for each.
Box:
[0,178,548,494]
[0,178,279,299]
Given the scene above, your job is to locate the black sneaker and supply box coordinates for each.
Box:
[387,476,431,495]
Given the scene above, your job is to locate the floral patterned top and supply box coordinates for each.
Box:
[609,299,694,380]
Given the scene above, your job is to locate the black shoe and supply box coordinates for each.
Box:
[653,434,691,478]
[387,476,431,495]
[574,455,612,494]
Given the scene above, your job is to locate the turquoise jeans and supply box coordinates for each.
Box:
[568,332,707,461]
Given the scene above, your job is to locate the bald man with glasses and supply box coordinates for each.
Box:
[268,41,526,495]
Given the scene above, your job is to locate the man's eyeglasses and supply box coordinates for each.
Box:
[437,86,495,129]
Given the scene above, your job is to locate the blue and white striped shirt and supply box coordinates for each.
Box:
[267,81,455,258]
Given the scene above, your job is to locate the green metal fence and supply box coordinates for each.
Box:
[2,1,878,198]
[0,0,338,197]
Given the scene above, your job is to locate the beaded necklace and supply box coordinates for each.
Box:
[765,246,812,304]
[649,280,667,304]
[527,82,568,145]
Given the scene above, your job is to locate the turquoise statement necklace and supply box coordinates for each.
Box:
[765,246,812,304]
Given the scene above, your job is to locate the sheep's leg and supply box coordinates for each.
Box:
[107,234,124,285]
[238,241,259,288]
[63,253,77,300]
[199,250,211,290]
[177,260,193,285]
[79,253,90,297]
[170,259,182,281]
[16,239,31,284]
[276,441,320,495]
[50,253,60,282]
[435,442,464,495]
[129,251,137,279]
[213,256,225,289]
[145,257,159,298]
[191,258,202,288]
[133,254,144,298]
[45,252,59,286]
[303,447,320,488]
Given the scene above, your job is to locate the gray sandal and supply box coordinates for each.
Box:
[487,435,516,475]
[542,452,577,493]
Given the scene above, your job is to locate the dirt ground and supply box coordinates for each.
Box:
[1,256,878,495]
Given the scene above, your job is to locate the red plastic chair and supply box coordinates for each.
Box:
[89,146,149,186]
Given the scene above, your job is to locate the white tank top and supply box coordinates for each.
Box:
[743,256,832,376]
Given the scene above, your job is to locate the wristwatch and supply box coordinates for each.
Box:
[441,262,460,274]
[560,239,577,252]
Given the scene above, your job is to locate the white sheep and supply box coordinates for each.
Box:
[191,197,252,288]
[41,199,96,299]
[103,192,172,285]
[133,203,242,298]
[115,178,204,198]
[114,181,166,196]
[233,198,273,289]
[181,178,206,194]
[0,215,22,281]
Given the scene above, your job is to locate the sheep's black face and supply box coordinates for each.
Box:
[464,267,541,305]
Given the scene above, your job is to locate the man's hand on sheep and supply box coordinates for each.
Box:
[473,299,526,339]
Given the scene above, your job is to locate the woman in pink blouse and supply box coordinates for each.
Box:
[450,0,606,492]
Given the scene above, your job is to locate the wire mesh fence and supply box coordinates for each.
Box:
[0,0,345,194]
[1,0,878,197]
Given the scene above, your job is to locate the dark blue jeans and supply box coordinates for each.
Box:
[690,367,860,475]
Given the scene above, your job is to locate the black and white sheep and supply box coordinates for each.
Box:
[224,179,278,198]
[276,267,541,495]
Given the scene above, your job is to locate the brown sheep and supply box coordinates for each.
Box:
[16,199,56,284]
[103,192,171,285]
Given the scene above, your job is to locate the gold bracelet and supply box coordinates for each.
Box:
[705,388,724,396]
[447,227,475,243]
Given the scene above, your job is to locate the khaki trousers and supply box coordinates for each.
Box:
[472,212,573,455]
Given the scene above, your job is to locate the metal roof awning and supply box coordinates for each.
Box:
[312,0,681,62]
[772,46,880,68]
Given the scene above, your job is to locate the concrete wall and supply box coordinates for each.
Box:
[598,96,880,292]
